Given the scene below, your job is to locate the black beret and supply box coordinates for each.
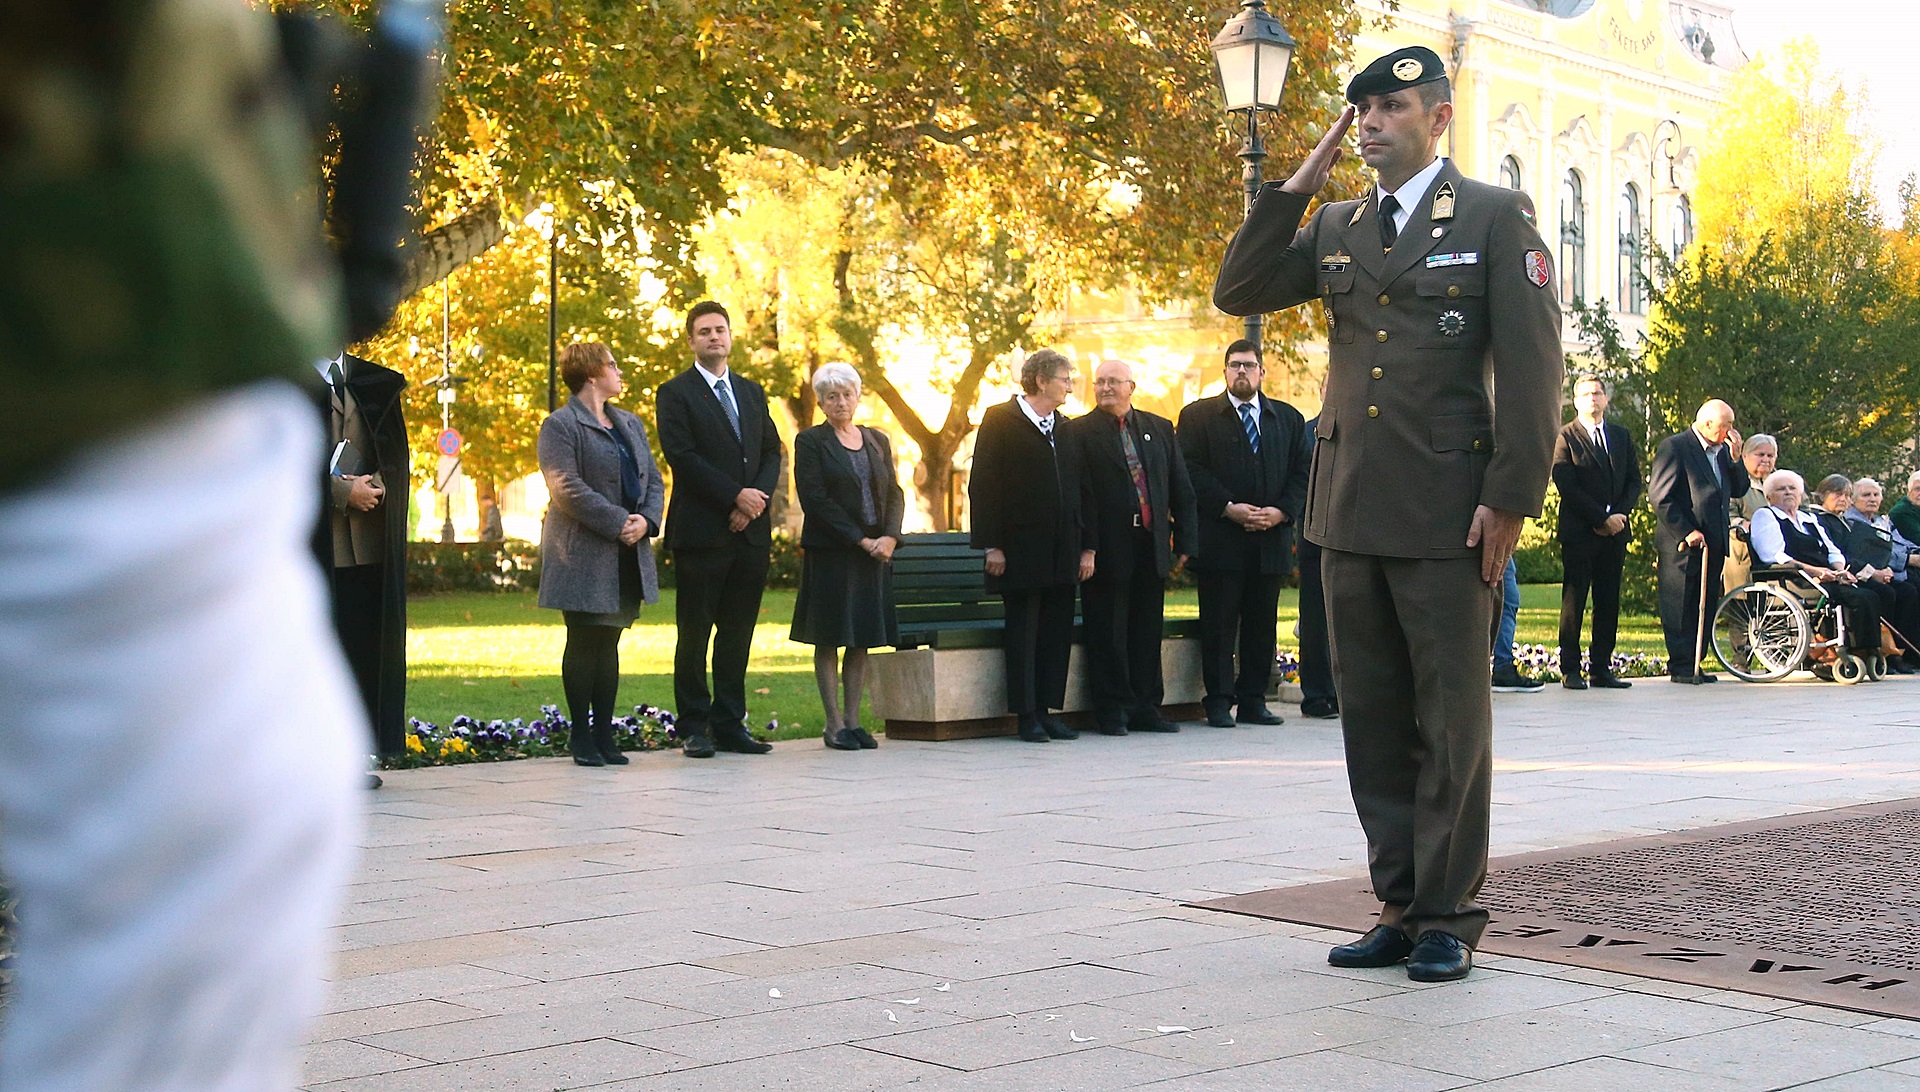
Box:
[1346,46,1447,103]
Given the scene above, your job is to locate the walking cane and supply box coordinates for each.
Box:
[1690,538,1711,683]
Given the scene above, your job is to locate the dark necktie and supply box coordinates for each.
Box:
[1378,194,1401,251]
[1117,414,1151,526]
[714,379,741,438]
[1238,401,1260,454]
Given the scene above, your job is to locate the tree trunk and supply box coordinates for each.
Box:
[398,202,507,300]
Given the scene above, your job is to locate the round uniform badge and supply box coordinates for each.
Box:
[1438,310,1466,337]
[1524,249,1551,288]
[1393,58,1423,81]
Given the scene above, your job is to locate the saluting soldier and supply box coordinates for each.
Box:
[1213,46,1563,982]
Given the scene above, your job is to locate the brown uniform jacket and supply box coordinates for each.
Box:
[1213,162,1563,559]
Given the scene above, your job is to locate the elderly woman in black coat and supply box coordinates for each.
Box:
[790,363,905,749]
[538,342,665,766]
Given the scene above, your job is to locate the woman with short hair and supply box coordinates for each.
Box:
[790,363,905,749]
[537,342,665,766]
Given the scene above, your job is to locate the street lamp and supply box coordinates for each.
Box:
[1650,119,1683,267]
[1212,0,1296,353]
[525,203,559,412]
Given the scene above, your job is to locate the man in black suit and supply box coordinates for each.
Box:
[656,302,783,757]
[1177,340,1311,728]
[1070,360,1198,735]
[1649,399,1747,682]
[969,349,1094,743]
[1551,375,1642,690]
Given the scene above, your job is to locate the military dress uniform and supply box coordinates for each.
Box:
[1212,66,1562,950]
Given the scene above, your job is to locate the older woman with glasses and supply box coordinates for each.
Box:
[790,363,905,749]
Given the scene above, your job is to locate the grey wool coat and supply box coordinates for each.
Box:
[537,397,664,613]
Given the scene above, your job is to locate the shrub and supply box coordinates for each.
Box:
[408,539,541,594]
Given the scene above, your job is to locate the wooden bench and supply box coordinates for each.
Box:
[870,533,1210,740]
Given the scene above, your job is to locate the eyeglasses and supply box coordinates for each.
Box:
[1092,378,1132,388]
[1225,361,1262,372]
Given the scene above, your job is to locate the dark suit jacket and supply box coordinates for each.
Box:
[1069,407,1198,579]
[968,396,1091,591]
[1176,392,1311,575]
[1551,418,1642,542]
[1649,428,1749,554]
[656,365,782,550]
[793,424,905,549]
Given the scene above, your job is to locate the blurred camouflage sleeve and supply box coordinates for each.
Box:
[0,0,342,491]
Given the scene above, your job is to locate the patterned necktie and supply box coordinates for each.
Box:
[1378,194,1401,251]
[1039,412,1054,445]
[714,378,741,438]
[1238,401,1260,454]
[1117,414,1151,526]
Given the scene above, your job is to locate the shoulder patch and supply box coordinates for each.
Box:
[1524,250,1551,288]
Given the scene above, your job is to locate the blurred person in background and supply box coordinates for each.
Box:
[1650,400,1746,682]
[1551,375,1641,689]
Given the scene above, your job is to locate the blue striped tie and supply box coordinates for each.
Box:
[1238,402,1260,454]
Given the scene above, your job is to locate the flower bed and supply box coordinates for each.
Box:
[385,704,783,769]
[1506,643,1669,683]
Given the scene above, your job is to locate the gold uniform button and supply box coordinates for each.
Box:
[1371,367,1384,379]
[1377,294,1391,306]
[1376,330,1389,342]
[1472,439,1485,451]
[1367,405,1380,418]
[1447,285,1461,298]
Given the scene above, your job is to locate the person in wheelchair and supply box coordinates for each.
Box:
[1749,470,1883,670]
[1843,476,1920,673]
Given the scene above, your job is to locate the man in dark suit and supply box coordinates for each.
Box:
[969,349,1094,743]
[1177,340,1311,729]
[314,351,410,764]
[1649,398,1747,683]
[1070,360,1198,735]
[656,301,783,757]
[1551,375,1642,690]
[1212,47,1564,982]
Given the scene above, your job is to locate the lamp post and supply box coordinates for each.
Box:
[1211,0,1296,353]
[1650,119,1683,258]
[525,203,559,412]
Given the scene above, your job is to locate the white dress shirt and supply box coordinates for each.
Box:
[1378,156,1446,235]
[1750,505,1844,568]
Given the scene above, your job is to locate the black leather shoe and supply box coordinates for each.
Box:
[1561,674,1588,690]
[1328,925,1414,968]
[681,733,716,759]
[366,773,384,790]
[1041,713,1078,740]
[1406,931,1473,982]
[850,725,879,748]
[1237,704,1284,725]
[1590,672,1633,689]
[1204,704,1236,728]
[715,728,773,754]
[1695,671,1719,683]
[824,726,860,750]
[573,752,606,767]
[1130,708,1179,733]
[1017,716,1049,743]
[1300,697,1340,719]
[593,727,629,764]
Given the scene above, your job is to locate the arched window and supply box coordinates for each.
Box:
[1670,194,1695,257]
[1559,170,1586,306]
[1499,155,1524,191]
[1618,182,1644,314]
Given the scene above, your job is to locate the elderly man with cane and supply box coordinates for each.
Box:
[1650,400,1747,683]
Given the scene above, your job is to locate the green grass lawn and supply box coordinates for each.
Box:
[407,583,1668,743]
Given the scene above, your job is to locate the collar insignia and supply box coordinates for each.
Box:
[1431,181,1456,221]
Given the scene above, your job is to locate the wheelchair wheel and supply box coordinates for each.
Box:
[1835,654,1867,685]
[1867,654,1887,681]
[1712,584,1810,682]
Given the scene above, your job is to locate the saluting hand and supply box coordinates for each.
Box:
[1281,106,1356,196]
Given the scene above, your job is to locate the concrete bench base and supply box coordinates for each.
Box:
[871,636,1305,741]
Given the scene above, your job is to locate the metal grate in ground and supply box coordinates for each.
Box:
[1195,798,1920,1019]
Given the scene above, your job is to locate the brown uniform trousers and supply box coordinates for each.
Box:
[1213,162,1563,945]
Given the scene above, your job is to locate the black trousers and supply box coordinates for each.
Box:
[1657,539,1725,675]
[672,539,771,734]
[1825,581,1883,652]
[1297,536,1335,704]
[330,562,394,747]
[1196,546,1282,710]
[1873,579,1920,658]
[1558,531,1629,676]
[1001,583,1076,716]
[1079,529,1167,721]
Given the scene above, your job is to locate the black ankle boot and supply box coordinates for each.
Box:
[593,721,629,764]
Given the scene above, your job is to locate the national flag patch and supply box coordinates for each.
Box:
[1524,250,1551,288]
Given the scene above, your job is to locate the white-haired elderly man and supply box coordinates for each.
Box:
[1649,400,1747,682]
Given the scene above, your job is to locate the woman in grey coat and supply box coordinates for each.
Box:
[538,342,664,766]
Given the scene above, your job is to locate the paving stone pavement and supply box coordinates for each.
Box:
[306,675,1920,1090]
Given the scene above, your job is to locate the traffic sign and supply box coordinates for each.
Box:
[436,428,462,456]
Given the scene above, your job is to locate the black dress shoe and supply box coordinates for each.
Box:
[1237,704,1284,725]
[1300,697,1340,720]
[1561,674,1588,690]
[1129,708,1179,733]
[681,733,716,759]
[849,725,879,748]
[1328,924,1414,968]
[715,728,773,754]
[1203,705,1236,728]
[1695,671,1719,682]
[1406,931,1473,982]
[1590,672,1633,689]
[823,726,860,750]
[573,752,606,767]
[1041,712,1078,740]
[366,773,384,790]
[1017,716,1050,743]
